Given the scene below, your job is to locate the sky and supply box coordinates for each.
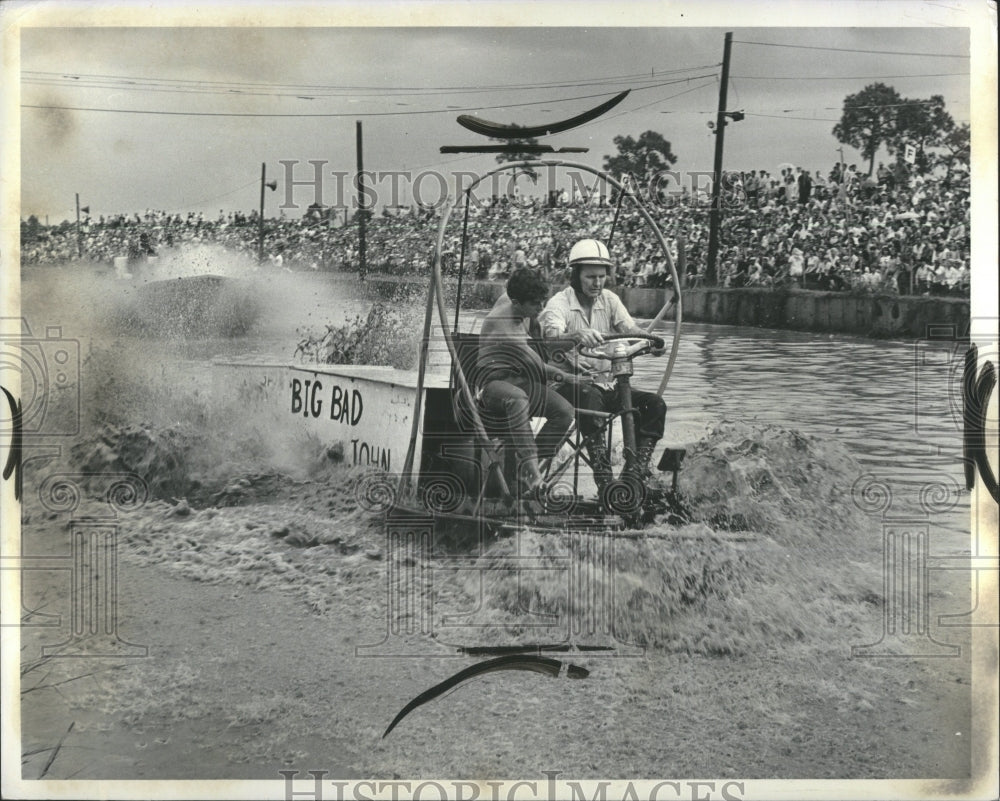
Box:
[4,3,987,223]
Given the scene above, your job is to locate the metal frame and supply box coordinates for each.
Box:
[398,159,685,517]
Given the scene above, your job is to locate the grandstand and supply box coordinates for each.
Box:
[21,157,969,298]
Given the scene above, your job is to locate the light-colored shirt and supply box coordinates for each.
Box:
[540,286,636,338]
[539,286,637,383]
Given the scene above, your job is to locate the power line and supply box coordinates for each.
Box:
[21,76,715,119]
[661,96,967,115]
[615,80,717,115]
[733,40,969,58]
[16,102,429,118]
[22,64,719,97]
[648,79,721,112]
[27,67,712,91]
[172,178,260,213]
[581,79,718,128]
[745,111,970,125]
[750,99,962,114]
[746,112,841,123]
[399,152,483,174]
[731,72,969,81]
[837,100,956,110]
[21,72,707,102]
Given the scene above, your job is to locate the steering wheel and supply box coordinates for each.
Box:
[576,332,665,361]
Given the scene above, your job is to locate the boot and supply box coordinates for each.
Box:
[584,434,613,494]
[515,454,549,504]
[623,437,659,486]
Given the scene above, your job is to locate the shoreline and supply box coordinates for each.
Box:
[18,265,969,340]
[365,274,970,339]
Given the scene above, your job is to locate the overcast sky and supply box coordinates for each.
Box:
[9,6,982,222]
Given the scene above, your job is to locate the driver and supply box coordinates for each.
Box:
[538,238,667,493]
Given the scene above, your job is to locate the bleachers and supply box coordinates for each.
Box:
[20,159,970,297]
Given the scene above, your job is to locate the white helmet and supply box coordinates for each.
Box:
[568,238,612,267]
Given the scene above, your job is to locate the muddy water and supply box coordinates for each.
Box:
[15,262,981,781]
[636,324,970,541]
[19,264,970,539]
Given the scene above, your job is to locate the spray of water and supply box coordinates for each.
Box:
[20,247,883,657]
[443,422,882,655]
[20,244,407,496]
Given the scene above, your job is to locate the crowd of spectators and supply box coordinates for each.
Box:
[699,160,970,296]
[21,157,970,297]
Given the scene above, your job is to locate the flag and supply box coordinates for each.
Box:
[904,143,917,164]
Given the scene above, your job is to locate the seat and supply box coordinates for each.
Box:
[449,332,587,507]
[448,332,518,505]
[449,332,623,510]
[534,336,616,495]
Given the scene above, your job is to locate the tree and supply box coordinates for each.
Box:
[21,214,40,242]
[895,94,956,175]
[493,124,540,179]
[834,84,957,176]
[934,122,970,183]
[833,83,904,176]
[602,130,678,184]
[897,95,951,145]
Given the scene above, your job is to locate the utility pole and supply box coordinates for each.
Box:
[356,120,367,280]
[705,31,733,286]
[257,164,278,264]
[836,146,852,278]
[258,163,266,263]
[75,193,82,258]
[836,146,851,219]
[677,233,687,288]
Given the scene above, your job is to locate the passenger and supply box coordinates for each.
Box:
[477,269,578,496]
[539,239,667,494]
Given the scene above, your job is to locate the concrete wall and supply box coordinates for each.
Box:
[366,276,969,339]
[621,286,970,338]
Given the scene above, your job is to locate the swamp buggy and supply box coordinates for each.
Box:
[385,154,688,535]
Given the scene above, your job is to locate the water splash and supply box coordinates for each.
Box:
[443,422,882,655]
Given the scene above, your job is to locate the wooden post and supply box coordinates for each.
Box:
[705,31,733,286]
[356,120,367,280]
[677,234,687,287]
[258,163,266,263]
[75,193,82,258]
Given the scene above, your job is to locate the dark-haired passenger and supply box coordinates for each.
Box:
[477,269,578,495]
